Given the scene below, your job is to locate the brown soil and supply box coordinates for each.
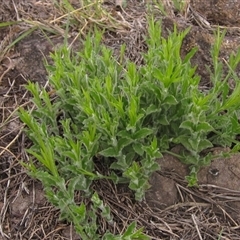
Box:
[0,0,240,239]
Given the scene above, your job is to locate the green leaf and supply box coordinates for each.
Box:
[153,68,163,81]
[133,128,153,140]
[117,137,133,151]
[126,62,139,87]
[117,130,132,139]
[110,155,129,171]
[164,95,178,105]
[230,114,240,133]
[0,21,20,27]
[127,97,138,128]
[103,232,120,240]
[99,147,118,157]
[145,104,160,115]
[122,222,136,237]
[231,143,240,153]
[158,115,169,125]
[70,203,86,221]
[142,139,161,158]
[197,139,213,152]
[174,135,192,151]
[183,47,198,64]
[221,82,240,110]
[185,170,198,187]
[132,143,144,156]
[34,171,61,187]
[196,122,213,132]
[27,147,59,177]
[180,120,194,131]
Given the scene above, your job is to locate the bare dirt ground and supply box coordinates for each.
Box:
[0,0,240,239]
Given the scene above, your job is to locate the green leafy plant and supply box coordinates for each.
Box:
[19,17,240,239]
[144,19,240,184]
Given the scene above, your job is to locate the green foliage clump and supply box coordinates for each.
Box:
[19,17,240,239]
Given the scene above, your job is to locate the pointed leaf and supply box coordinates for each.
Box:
[158,115,169,125]
[197,139,213,152]
[180,120,194,131]
[117,137,133,151]
[99,147,118,157]
[174,135,192,151]
[132,143,144,156]
[196,122,213,133]
[164,95,178,105]
[117,130,132,139]
[145,104,160,115]
[133,128,153,140]
[122,222,136,237]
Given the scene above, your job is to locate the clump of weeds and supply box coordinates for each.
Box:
[19,16,240,239]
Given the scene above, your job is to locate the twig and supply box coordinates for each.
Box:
[191,214,203,240]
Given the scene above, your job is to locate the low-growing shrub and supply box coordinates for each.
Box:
[19,17,240,238]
